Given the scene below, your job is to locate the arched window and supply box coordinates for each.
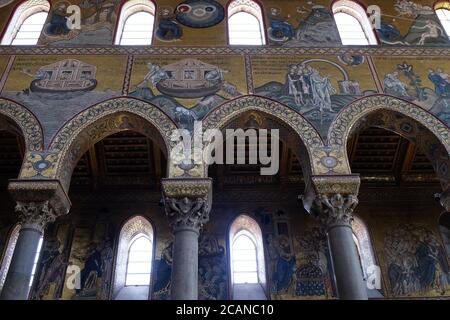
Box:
[232,231,258,283]
[113,216,153,300]
[114,0,156,45]
[352,216,383,297]
[435,1,450,39]
[126,235,152,286]
[229,215,267,299]
[332,0,377,45]
[352,217,376,279]
[0,224,20,292]
[227,0,266,45]
[1,0,50,45]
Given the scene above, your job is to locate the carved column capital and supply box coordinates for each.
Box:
[302,175,360,229]
[161,178,212,233]
[7,179,71,232]
[16,201,57,232]
[164,196,209,233]
[311,193,359,228]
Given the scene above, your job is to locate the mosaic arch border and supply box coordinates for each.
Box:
[328,95,450,152]
[201,95,324,176]
[0,98,43,151]
[329,95,450,167]
[44,97,178,189]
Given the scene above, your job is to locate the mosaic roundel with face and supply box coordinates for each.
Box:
[175,0,225,28]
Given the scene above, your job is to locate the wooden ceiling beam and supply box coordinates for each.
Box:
[393,138,414,186]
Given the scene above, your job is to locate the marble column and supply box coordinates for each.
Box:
[0,201,56,300]
[0,179,71,300]
[302,175,368,300]
[162,178,212,300]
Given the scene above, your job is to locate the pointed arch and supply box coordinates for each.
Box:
[202,95,323,177]
[352,216,376,280]
[112,215,154,300]
[328,95,450,188]
[229,214,267,299]
[0,98,44,151]
[47,97,177,192]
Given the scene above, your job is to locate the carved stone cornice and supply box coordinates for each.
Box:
[310,175,361,195]
[161,178,212,198]
[162,178,212,233]
[16,201,57,232]
[302,175,360,229]
[7,179,71,218]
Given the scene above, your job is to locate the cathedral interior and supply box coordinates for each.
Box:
[0,0,449,301]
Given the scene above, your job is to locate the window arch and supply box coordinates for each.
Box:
[352,217,376,280]
[113,215,154,300]
[114,0,156,45]
[332,0,378,45]
[229,215,267,299]
[227,0,266,45]
[0,224,21,292]
[1,0,50,45]
[435,1,450,39]
[352,216,383,297]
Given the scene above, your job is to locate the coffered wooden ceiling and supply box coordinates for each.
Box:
[347,127,437,185]
[0,126,440,192]
[71,131,166,190]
